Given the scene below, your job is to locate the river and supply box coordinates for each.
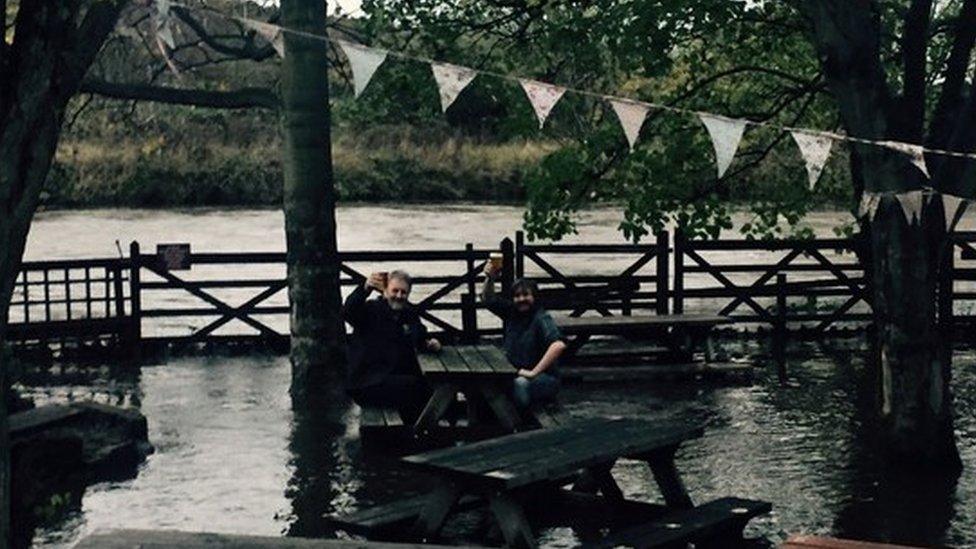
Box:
[15,206,976,548]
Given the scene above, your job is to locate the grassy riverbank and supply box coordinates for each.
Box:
[45,130,553,207]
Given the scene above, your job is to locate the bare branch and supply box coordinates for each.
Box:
[900,0,932,137]
[79,78,279,110]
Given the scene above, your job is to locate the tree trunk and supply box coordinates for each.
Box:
[279,0,346,407]
[799,0,961,468]
[871,199,960,468]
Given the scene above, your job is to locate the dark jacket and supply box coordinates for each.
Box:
[483,292,565,373]
[343,285,429,390]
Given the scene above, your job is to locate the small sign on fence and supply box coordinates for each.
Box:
[157,243,192,271]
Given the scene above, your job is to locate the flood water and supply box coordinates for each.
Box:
[15,206,976,548]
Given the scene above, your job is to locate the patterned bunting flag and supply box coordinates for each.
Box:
[943,194,966,231]
[242,19,285,58]
[791,131,834,190]
[699,114,747,178]
[896,190,925,224]
[337,40,388,98]
[153,0,176,49]
[883,141,930,179]
[857,193,882,221]
[519,79,566,129]
[610,100,651,151]
[431,63,477,113]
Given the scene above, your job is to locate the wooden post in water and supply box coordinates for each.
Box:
[673,228,685,314]
[461,243,478,344]
[775,273,788,384]
[656,231,670,315]
[128,242,142,362]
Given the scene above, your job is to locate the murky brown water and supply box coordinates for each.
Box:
[15,206,976,548]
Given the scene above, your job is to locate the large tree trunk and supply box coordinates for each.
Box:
[0,2,126,544]
[800,0,960,468]
[279,0,346,407]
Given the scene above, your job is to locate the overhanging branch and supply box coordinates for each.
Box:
[79,79,279,110]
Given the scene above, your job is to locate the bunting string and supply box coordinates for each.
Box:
[146,1,976,228]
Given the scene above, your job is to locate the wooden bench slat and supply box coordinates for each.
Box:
[582,496,771,549]
[438,347,469,373]
[360,406,392,428]
[417,352,446,374]
[475,345,514,374]
[457,346,493,373]
[383,408,404,427]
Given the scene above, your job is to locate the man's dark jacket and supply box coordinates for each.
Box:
[343,284,428,390]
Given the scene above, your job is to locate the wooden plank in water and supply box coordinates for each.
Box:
[328,494,482,537]
[73,529,472,548]
[781,536,924,549]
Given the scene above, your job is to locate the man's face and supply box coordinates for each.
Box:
[384,277,411,310]
[513,288,535,313]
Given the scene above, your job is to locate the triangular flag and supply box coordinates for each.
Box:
[153,0,176,49]
[337,40,388,98]
[610,100,651,151]
[699,114,747,178]
[943,194,966,230]
[791,131,834,190]
[883,141,930,179]
[519,79,566,129]
[896,190,924,224]
[431,63,477,113]
[242,19,285,58]
[858,192,882,220]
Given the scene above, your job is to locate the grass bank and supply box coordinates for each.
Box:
[44,132,554,207]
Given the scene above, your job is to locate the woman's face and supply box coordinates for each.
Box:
[513,288,535,312]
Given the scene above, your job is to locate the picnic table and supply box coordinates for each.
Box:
[396,416,767,548]
[553,313,732,362]
[415,345,525,433]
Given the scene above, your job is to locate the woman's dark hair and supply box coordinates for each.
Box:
[511,278,538,297]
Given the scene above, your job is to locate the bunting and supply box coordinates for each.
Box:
[519,79,566,129]
[858,193,882,221]
[791,131,834,190]
[153,0,176,49]
[943,194,966,231]
[242,19,285,58]
[431,63,477,113]
[896,190,925,224]
[699,114,747,178]
[610,100,651,151]
[883,141,930,179]
[337,40,388,97]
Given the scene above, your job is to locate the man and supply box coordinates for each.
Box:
[343,270,440,422]
[482,265,567,408]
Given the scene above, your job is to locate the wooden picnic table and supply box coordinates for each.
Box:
[553,313,732,361]
[415,345,525,433]
[401,416,704,548]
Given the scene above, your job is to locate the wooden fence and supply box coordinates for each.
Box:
[8,230,976,358]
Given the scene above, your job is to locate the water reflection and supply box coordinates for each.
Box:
[18,341,976,547]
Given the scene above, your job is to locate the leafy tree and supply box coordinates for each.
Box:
[363,0,976,467]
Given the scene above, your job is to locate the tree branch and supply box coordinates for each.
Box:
[79,79,279,110]
[928,0,976,151]
[172,6,276,62]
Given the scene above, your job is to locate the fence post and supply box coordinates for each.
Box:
[515,230,525,279]
[941,239,955,337]
[775,273,787,383]
[673,228,685,314]
[656,231,670,315]
[500,237,515,296]
[463,243,478,343]
[128,241,143,362]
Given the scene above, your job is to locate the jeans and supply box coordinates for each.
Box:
[348,375,432,423]
[513,372,560,409]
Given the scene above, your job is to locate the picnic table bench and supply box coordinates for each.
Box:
[553,313,732,362]
[382,416,769,548]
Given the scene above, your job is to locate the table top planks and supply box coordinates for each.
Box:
[419,345,516,380]
[402,417,703,490]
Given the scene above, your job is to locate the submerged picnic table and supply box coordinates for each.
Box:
[554,313,732,361]
[397,416,769,548]
[415,345,524,433]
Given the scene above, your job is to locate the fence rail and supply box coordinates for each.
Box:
[9,230,976,358]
